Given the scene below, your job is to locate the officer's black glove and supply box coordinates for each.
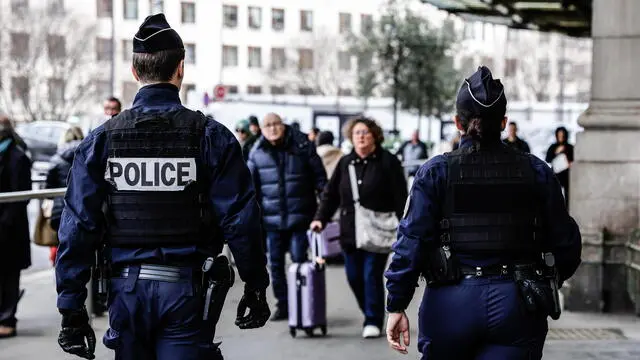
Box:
[58,307,96,360]
[235,286,270,329]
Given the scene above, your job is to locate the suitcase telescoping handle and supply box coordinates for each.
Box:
[311,231,325,270]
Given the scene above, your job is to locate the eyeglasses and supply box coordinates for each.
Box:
[354,129,370,136]
[263,122,283,129]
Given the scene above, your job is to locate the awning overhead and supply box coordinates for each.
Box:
[422,0,592,37]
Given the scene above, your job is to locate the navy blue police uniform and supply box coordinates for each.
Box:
[385,67,582,360]
[56,14,269,360]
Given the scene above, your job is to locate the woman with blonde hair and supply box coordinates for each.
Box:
[311,116,407,338]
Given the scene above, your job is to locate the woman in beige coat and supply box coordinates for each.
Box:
[316,131,343,179]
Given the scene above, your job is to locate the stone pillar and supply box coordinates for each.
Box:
[565,0,640,313]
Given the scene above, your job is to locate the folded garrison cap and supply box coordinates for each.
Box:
[133,13,184,53]
[456,66,507,118]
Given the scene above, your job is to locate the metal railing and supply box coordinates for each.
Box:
[0,188,66,204]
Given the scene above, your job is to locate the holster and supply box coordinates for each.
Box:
[201,255,235,339]
[513,262,561,320]
[423,245,462,288]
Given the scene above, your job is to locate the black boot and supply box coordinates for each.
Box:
[270,306,288,321]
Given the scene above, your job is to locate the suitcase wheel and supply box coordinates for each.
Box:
[289,327,296,338]
[304,328,314,337]
[320,325,327,336]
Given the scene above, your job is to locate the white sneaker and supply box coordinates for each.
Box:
[362,325,381,339]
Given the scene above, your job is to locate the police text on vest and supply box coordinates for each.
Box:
[105,158,196,191]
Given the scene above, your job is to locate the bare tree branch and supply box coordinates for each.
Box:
[0,5,98,122]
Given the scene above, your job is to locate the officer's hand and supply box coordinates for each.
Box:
[58,307,96,360]
[386,312,410,355]
[310,220,323,232]
[235,286,270,330]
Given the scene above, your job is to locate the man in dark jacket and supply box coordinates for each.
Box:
[0,121,32,339]
[248,113,327,320]
[503,121,531,153]
[396,130,428,177]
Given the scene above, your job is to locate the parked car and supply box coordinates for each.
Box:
[14,121,71,162]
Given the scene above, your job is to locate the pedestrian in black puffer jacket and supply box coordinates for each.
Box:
[247,113,327,321]
[45,127,83,231]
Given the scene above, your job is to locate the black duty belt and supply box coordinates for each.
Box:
[115,264,196,282]
[460,264,514,277]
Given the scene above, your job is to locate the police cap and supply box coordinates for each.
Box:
[456,66,507,119]
[133,13,184,53]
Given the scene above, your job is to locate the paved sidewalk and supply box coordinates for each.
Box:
[1,266,639,360]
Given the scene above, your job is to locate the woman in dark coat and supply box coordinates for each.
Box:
[0,123,32,338]
[545,126,574,207]
[311,117,407,339]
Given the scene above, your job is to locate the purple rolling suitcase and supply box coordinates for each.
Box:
[307,222,342,259]
[287,234,327,337]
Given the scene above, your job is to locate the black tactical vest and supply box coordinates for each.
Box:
[439,143,541,257]
[103,109,211,248]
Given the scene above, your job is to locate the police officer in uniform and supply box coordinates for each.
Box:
[55,14,270,359]
[384,66,582,359]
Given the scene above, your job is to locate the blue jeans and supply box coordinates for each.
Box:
[343,249,388,328]
[103,267,222,359]
[266,230,309,307]
[418,276,548,360]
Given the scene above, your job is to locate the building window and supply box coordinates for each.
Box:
[222,45,238,67]
[505,58,517,77]
[298,87,314,95]
[361,14,373,34]
[272,8,285,31]
[181,83,195,104]
[47,35,66,60]
[339,13,352,33]
[480,56,494,71]
[123,0,138,20]
[464,23,474,39]
[47,0,64,14]
[11,33,30,60]
[227,85,238,94]
[298,49,313,70]
[223,5,238,28]
[247,85,262,94]
[122,39,133,61]
[96,80,111,102]
[539,59,551,79]
[338,51,351,70]
[48,78,65,105]
[149,0,163,14]
[122,81,138,104]
[248,47,262,68]
[11,0,28,14]
[248,6,262,29]
[181,2,195,23]
[97,0,112,17]
[12,76,29,103]
[96,37,112,61]
[185,43,196,64]
[539,32,550,44]
[270,47,286,70]
[338,88,352,96]
[300,10,312,32]
[357,53,372,71]
[270,86,286,95]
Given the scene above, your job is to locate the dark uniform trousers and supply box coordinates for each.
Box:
[418,275,548,360]
[104,266,220,360]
